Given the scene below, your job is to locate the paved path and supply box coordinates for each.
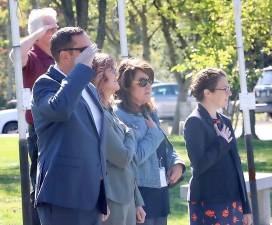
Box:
[1,120,271,140]
[235,121,272,140]
[160,119,272,141]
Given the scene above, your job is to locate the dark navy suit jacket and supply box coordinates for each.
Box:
[184,103,251,214]
[31,64,107,211]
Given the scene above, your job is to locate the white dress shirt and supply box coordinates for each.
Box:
[82,87,102,135]
[54,65,102,135]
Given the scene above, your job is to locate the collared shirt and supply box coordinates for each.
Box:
[23,44,54,124]
[54,65,102,135]
[53,65,66,76]
[82,86,102,135]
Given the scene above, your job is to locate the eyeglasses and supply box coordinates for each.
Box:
[59,46,88,53]
[214,86,231,93]
[134,78,153,87]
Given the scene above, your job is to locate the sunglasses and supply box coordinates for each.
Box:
[214,86,231,93]
[59,46,88,53]
[134,78,153,87]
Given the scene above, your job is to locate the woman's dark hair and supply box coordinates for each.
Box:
[117,58,155,113]
[190,68,227,102]
[50,27,84,62]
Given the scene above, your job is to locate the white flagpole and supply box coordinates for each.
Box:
[118,0,128,58]
[8,1,32,224]
[233,0,259,224]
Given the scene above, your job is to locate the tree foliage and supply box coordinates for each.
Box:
[1,0,272,117]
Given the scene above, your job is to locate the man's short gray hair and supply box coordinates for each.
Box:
[28,8,57,34]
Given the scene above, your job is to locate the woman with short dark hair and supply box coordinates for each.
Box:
[184,68,252,225]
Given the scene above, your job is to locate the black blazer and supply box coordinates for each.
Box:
[184,103,251,214]
[32,65,107,211]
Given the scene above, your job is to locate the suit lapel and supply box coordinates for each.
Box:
[85,84,103,112]
[81,84,104,137]
[80,96,100,137]
[197,104,217,137]
[82,84,106,177]
[204,107,242,175]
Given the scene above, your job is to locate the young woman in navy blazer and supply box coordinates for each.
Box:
[184,68,252,225]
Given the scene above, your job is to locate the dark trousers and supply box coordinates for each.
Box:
[37,204,101,225]
[37,182,107,225]
[27,124,40,225]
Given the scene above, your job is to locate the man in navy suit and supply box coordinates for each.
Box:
[31,27,108,225]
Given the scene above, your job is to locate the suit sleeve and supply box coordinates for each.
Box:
[32,64,95,121]
[241,182,251,214]
[227,120,251,214]
[184,117,232,176]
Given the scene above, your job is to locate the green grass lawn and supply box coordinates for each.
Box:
[0,136,21,225]
[0,135,271,225]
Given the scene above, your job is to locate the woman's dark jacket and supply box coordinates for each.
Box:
[184,104,251,214]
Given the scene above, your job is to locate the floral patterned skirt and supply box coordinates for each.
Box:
[189,201,244,225]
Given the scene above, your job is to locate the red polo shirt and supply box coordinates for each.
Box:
[23,44,54,124]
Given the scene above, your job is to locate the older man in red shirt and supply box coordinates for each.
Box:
[9,7,58,225]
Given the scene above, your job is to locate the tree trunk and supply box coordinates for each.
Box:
[129,0,151,61]
[96,0,107,49]
[155,0,186,134]
[30,0,39,9]
[141,6,150,61]
[161,28,181,133]
[105,25,120,54]
[60,0,75,26]
[75,0,89,29]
